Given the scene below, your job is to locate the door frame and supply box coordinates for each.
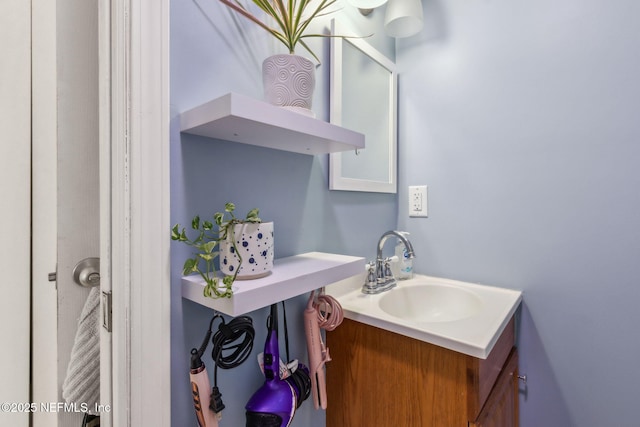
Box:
[100,1,171,426]
[0,1,31,425]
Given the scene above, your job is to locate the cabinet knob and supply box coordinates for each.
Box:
[517,374,527,384]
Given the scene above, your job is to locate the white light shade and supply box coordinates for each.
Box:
[348,0,388,10]
[384,0,423,38]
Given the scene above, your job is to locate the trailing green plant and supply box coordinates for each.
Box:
[171,203,261,299]
[218,0,343,63]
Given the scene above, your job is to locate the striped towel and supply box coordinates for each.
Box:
[62,286,100,415]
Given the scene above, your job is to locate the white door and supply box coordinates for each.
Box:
[54,0,102,425]
[32,0,106,426]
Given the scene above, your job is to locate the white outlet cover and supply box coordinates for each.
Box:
[409,185,428,217]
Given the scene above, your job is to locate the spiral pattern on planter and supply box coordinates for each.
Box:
[263,54,315,110]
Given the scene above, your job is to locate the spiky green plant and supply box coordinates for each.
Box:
[171,203,261,299]
[219,0,341,63]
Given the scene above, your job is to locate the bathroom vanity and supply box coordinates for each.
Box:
[325,274,522,427]
[326,317,518,426]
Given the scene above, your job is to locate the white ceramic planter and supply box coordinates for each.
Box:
[219,222,274,279]
[262,54,316,117]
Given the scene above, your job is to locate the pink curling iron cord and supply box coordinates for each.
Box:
[304,289,344,410]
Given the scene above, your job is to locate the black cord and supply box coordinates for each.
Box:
[202,313,254,414]
[281,301,290,362]
[210,314,255,386]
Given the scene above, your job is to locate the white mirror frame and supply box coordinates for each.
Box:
[329,19,398,193]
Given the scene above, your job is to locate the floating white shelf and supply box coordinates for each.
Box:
[182,252,365,316]
[180,93,365,155]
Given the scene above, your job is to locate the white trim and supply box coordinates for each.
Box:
[101,1,171,426]
[129,1,171,425]
[0,2,31,425]
[98,0,114,425]
[104,0,132,423]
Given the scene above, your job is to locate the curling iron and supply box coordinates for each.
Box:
[190,313,255,427]
[190,322,219,427]
[304,289,344,409]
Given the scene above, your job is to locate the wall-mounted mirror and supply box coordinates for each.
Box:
[329,19,397,193]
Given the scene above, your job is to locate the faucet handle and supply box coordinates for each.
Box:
[362,261,379,294]
[383,257,394,279]
[366,261,377,283]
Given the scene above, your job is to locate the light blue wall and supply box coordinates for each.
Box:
[396,1,640,426]
[170,1,396,425]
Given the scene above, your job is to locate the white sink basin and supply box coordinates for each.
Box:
[379,282,483,323]
[326,274,522,359]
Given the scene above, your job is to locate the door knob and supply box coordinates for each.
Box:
[73,257,100,287]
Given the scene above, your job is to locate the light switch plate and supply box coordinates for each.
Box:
[409,185,428,217]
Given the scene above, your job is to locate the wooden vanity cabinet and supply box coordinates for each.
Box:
[326,317,518,427]
[470,348,519,427]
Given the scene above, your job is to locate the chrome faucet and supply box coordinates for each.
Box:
[362,230,415,294]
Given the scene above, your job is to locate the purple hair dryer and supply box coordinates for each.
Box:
[245,304,308,427]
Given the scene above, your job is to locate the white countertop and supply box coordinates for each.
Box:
[326,273,522,359]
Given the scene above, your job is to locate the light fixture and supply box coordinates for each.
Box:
[348,0,388,11]
[384,0,423,38]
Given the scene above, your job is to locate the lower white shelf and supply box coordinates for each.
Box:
[182,251,365,316]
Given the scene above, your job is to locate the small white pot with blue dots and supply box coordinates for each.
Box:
[219,222,274,279]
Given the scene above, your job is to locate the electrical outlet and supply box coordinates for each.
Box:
[409,185,428,217]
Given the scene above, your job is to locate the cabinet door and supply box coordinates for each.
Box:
[471,349,519,427]
[327,319,470,427]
